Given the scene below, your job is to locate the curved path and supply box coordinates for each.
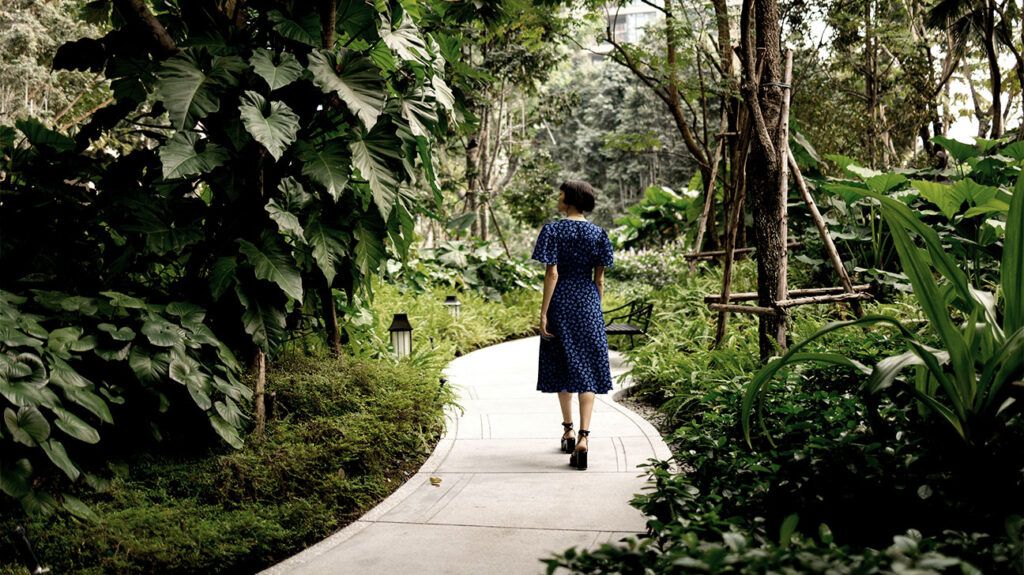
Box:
[262,336,671,574]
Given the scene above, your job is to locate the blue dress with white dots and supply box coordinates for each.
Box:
[531,219,615,394]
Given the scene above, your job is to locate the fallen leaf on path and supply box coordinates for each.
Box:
[429,476,442,486]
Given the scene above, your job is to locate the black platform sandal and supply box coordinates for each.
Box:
[560,422,575,453]
[569,429,589,470]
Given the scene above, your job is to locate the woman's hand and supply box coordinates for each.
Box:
[540,313,552,338]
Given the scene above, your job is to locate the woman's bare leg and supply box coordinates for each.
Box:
[558,391,574,439]
[577,392,595,448]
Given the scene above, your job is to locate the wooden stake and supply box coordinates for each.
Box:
[788,149,865,317]
[253,349,266,436]
[706,284,870,302]
[709,303,779,315]
[774,292,873,308]
[772,49,794,351]
[685,241,802,260]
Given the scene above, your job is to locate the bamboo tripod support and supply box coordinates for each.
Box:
[696,49,868,347]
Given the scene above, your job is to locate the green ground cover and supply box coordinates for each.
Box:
[0,282,542,575]
[546,253,1023,573]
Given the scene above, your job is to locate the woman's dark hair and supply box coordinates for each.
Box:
[559,180,596,213]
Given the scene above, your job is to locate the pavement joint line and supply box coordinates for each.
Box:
[368,519,648,536]
[422,472,476,523]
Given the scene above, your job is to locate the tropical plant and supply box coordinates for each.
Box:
[0,289,247,516]
[608,185,702,249]
[743,173,1023,445]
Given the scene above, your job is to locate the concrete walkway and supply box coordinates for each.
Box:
[262,336,671,575]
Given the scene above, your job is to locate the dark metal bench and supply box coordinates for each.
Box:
[603,299,653,347]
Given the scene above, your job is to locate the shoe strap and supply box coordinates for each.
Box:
[562,422,573,431]
[578,429,590,437]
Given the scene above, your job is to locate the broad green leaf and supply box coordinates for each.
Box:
[865,348,950,393]
[381,12,430,64]
[953,178,1000,207]
[62,495,101,523]
[169,349,204,387]
[912,180,964,220]
[48,357,90,389]
[351,125,402,219]
[238,91,299,161]
[249,48,303,90]
[308,49,385,129]
[8,353,47,386]
[64,388,113,424]
[866,172,907,194]
[0,380,58,407]
[97,323,136,342]
[431,75,455,112]
[234,285,286,352]
[238,237,304,302]
[1003,176,1024,334]
[932,135,978,162]
[15,118,74,152]
[4,406,50,446]
[141,316,186,347]
[779,513,799,548]
[157,49,247,130]
[159,131,229,179]
[20,489,59,516]
[129,347,169,383]
[166,302,206,326]
[210,256,237,301]
[51,406,100,444]
[0,458,32,498]
[267,9,320,46]
[266,199,306,242]
[1001,141,1024,160]
[40,438,79,481]
[100,291,146,309]
[298,140,351,201]
[305,216,348,284]
[278,177,312,211]
[354,220,387,277]
[48,327,85,356]
[209,413,243,449]
[214,397,246,427]
[401,93,439,139]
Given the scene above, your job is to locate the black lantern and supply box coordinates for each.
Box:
[388,313,413,358]
[443,295,462,318]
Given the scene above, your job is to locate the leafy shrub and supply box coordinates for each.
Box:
[608,185,702,249]
[0,350,454,574]
[0,289,248,518]
[385,240,542,299]
[605,241,693,288]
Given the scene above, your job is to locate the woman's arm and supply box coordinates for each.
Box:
[594,266,605,302]
[540,264,558,337]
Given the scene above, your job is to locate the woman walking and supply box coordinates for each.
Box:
[531,181,615,470]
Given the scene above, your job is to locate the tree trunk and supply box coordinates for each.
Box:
[253,349,266,436]
[741,0,788,361]
[319,282,341,356]
[983,1,1003,138]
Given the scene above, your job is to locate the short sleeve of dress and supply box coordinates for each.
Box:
[531,223,558,265]
[595,228,614,267]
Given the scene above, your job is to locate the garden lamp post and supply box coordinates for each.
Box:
[443,295,462,318]
[388,313,413,359]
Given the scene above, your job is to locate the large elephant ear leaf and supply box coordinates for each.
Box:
[0,458,33,498]
[4,406,51,447]
[238,91,300,161]
[1002,175,1024,334]
[209,413,243,449]
[305,216,349,285]
[297,140,351,201]
[160,131,229,180]
[250,48,304,90]
[157,48,247,131]
[308,49,385,130]
[238,236,304,302]
[350,125,403,220]
[234,285,286,353]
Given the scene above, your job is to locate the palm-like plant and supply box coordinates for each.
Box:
[742,174,1022,445]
